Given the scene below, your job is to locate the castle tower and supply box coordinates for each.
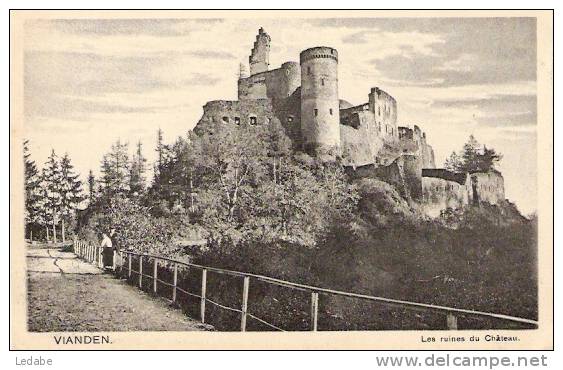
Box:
[249,27,270,76]
[299,47,340,157]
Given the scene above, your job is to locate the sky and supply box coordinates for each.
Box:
[23,16,537,214]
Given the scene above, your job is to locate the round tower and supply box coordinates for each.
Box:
[299,47,340,157]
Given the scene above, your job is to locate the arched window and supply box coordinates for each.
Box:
[222,116,229,123]
[249,116,257,125]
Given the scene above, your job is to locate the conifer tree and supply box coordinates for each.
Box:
[23,140,41,241]
[41,150,63,243]
[87,169,98,206]
[100,139,130,196]
[129,141,147,197]
[460,135,481,173]
[154,128,164,180]
[444,151,462,172]
[59,153,84,242]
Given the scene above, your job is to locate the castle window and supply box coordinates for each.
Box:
[287,116,294,123]
[249,116,257,125]
[321,78,325,86]
[234,117,241,125]
[307,66,311,74]
[378,107,381,116]
[314,109,318,116]
[222,116,229,123]
[329,108,333,115]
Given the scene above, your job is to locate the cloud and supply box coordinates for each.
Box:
[24,50,169,97]
[432,94,536,114]
[431,94,536,129]
[38,18,224,37]
[184,50,236,60]
[343,18,538,88]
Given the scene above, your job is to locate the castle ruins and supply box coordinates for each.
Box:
[195,28,505,217]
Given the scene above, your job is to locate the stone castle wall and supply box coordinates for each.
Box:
[195,99,275,129]
[238,62,301,102]
[470,171,505,205]
[421,169,471,217]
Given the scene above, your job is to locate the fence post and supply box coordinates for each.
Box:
[98,247,103,268]
[200,269,207,324]
[241,276,250,332]
[128,253,132,278]
[119,251,124,274]
[310,292,319,331]
[447,313,458,330]
[172,263,178,303]
[113,250,117,271]
[153,258,158,293]
[139,255,143,288]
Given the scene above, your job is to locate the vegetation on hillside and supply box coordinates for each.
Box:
[23,125,537,330]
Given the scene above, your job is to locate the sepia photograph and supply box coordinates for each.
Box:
[9,9,553,350]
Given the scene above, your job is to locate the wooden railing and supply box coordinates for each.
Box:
[73,240,538,332]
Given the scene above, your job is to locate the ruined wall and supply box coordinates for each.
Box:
[369,87,398,140]
[195,99,275,129]
[421,171,471,217]
[238,62,301,102]
[249,27,270,76]
[345,155,421,201]
[470,171,505,205]
[397,125,436,168]
[273,87,303,149]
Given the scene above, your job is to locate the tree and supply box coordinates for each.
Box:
[23,140,41,240]
[100,139,130,197]
[445,136,502,173]
[187,122,357,252]
[459,134,481,173]
[41,150,62,243]
[154,128,165,180]
[87,170,98,206]
[477,145,503,172]
[129,141,147,197]
[59,153,84,242]
[444,151,462,172]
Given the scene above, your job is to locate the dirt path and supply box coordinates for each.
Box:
[27,247,210,332]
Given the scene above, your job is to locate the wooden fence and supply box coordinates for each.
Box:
[73,240,538,332]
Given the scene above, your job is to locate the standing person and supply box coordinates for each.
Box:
[100,228,116,271]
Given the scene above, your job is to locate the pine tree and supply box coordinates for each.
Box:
[444,151,462,172]
[459,135,481,173]
[129,141,147,197]
[23,140,41,241]
[87,170,98,206]
[42,150,63,243]
[154,128,164,180]
[59,153,84,242]
[100,139,130,196]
